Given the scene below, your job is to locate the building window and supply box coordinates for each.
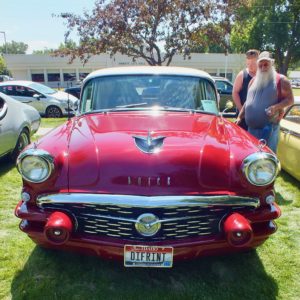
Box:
[63,72,76,82]
[32,73,45,82]
[47,70,61,82]
[79,70,92,81]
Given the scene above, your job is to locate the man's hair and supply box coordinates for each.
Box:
[246,49,260,58]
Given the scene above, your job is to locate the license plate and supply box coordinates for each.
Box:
[124,245,173,268]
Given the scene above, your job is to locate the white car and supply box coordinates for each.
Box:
[0,81,78,118]
[0,92,40,160]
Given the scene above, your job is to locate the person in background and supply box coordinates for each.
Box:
[232,49,260,130]
[236,51,294,153]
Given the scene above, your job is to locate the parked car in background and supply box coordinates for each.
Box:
[277,96,300,181]
[15,67,281,268]
[0,75,14,82]
[212,76,236,112]
[64,86,81,99]
[0,81,78,118]
[0,92,40,160]
[290,79,300,88]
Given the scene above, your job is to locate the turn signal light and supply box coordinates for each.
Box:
[44,212,73,245]
[224,213,253,247]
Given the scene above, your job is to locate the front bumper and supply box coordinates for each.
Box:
[15,197,281,261]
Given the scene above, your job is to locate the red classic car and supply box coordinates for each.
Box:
[15,67,281,268]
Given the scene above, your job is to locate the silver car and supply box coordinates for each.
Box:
[0,92,40,160]
[0,81,78,118]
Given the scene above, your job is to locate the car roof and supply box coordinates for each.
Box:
[85,66,213,82]
[212,76,231,81]
[0,80,34,87]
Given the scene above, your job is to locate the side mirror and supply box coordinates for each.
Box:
[73,100,79,111]
[0,98,8,120]
[33,94,41,100]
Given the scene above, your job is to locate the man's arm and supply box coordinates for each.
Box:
[232,71,244,111]
[268,76,294,116]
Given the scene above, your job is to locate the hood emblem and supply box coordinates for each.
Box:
[135,213,161,237]
[133,131,165,154]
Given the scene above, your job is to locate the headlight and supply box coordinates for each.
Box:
[17,149,54,183]
[242,152,280,186]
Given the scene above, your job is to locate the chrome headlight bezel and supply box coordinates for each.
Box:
[17,149,54,183]
[242,152,280,186]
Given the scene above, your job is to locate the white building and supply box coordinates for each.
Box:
[3,53,246,88]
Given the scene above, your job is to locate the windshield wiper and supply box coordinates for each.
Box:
[116,102,148,108]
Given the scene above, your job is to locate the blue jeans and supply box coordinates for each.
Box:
[248,124,280,153]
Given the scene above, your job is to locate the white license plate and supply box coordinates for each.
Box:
[124,245,173,268]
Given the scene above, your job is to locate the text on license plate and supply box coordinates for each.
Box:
[124,245,173,268]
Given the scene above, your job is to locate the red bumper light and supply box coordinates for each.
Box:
[44,212,73,245]
[224,213,253,247]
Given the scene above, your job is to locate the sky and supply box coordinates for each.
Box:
[0,0,96,53]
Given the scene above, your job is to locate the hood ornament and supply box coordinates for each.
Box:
[133,131,166,154]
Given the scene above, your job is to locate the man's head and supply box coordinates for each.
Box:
[246,49,259,75]
[257,51,274,73]
[251,51,276,90]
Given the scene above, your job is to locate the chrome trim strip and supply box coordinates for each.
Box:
[37,193,260,208]
[280,127,300,138]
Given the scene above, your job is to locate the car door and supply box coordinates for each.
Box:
[13,85,44,113]
[0,96,16,156]
[277,104,300,180]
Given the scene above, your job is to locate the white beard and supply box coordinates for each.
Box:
[250,67,276,92]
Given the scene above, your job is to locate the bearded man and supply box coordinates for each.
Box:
[236,51,294,153]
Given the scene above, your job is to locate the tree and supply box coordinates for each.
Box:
[230,0,300,75]
[32,40,77,54]
[33,48,55,54]
[56,0,242,65]
[0,56,10,75]
[0,40,28,54]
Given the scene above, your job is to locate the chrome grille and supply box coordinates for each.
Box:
[41,202,252,241]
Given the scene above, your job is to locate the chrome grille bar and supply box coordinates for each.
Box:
[37,193,260,208]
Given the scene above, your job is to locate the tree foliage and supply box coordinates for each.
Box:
[230,0,300,75]
[0,40,28,54]
[56,0,242,65]
[0,56,10,75]
[32,40,77,54]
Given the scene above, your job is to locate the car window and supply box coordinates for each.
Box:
[81,75,218,114]
[15,86,36,97]
[285,105,300,124]
[28,82,56,95]
[216,80,232,92]
[0,85,16,96]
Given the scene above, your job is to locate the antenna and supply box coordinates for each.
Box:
[67,90,70,120]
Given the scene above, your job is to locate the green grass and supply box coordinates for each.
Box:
[0,119,299,300]
[40,117,68,128]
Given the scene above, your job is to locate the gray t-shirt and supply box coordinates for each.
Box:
[245,78,279,129]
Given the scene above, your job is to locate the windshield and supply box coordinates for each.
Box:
[28,82,56,95]
[81,75,218,114]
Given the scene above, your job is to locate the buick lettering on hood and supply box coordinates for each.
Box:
[15,67,281,268]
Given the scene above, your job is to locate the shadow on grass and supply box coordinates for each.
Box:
[11,247,278,300]
[276,170,300,206]
[0,156,15,177]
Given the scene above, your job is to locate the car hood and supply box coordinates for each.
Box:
[50,91,78,102]
[67,112,260,195]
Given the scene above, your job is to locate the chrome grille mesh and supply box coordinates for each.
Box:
[41,203,250,241]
